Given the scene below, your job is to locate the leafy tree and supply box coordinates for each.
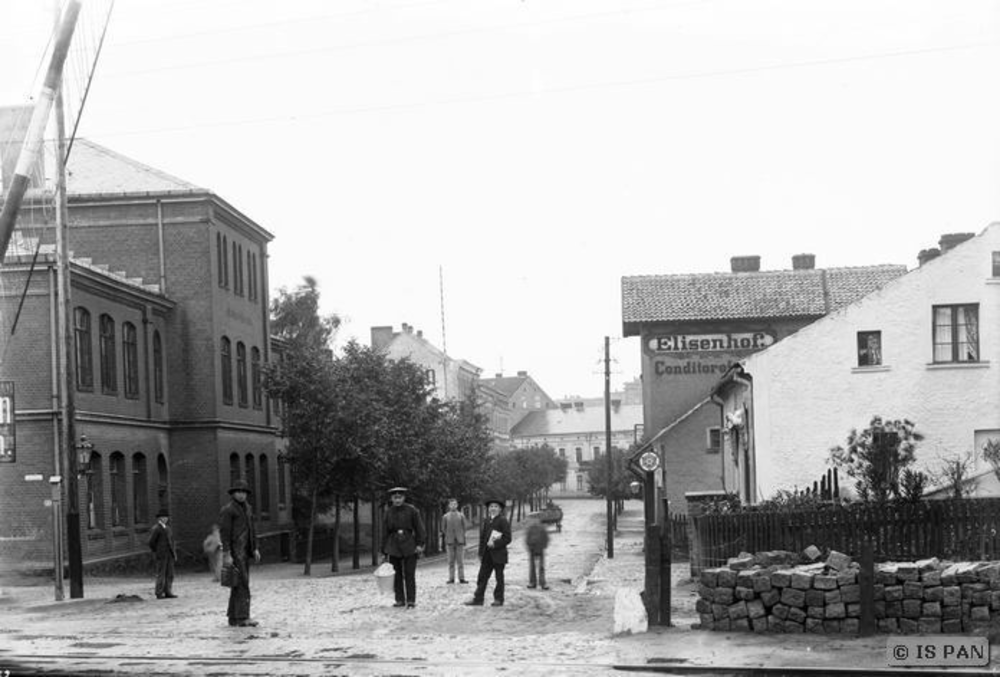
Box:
[587,446,633,511]
[828,416,924,503]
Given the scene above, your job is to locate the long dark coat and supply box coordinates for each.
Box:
[382,502,426,558]
[148,520,176,559]
[219,499,257,560]
[478,512,511,564]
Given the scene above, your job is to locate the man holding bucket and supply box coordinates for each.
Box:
[381,487,426,608]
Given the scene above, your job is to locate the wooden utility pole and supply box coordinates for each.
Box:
[604,336,613,559]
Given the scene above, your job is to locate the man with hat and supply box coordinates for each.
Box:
[381,487,426,608]
[465,498,511,607]
[148,507,177,599]
[220,479,261,627]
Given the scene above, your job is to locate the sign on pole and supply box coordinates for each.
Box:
[0,381,14,463]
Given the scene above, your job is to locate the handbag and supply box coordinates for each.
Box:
[220,561,240,588]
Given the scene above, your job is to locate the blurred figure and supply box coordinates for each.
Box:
[525,514,549,590]
[203,524,223,581]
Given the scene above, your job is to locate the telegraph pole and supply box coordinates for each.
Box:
[604,336,613,559]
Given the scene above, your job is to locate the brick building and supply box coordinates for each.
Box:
[622,254,907,514]
[0,139,290,572]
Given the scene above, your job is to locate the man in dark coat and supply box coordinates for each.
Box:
[465,498,511,607]
[220,479,261,627]
[381,487,426,608]
[148,507,177,599]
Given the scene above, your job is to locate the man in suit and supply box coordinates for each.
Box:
[465,498,511,607]
[220,479,261,627]
[381,487,426,608]
[440,498,468,584]
[148,507,177,599]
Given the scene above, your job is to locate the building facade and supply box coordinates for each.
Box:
[713,228,1000,503]
[622,254,907,513]
[0,139,290,572]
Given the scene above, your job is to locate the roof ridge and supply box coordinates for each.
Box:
[623,263,905,280]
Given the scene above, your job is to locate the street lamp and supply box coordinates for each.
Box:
[75,434,93,476]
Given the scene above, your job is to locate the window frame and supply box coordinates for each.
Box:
[932,303,980,364]
[132,452,148,525]
[707,426,722,453]
[251,347,262,409]
[74,307,93,391]
[99,314,117,394]
[856,330,883,367]
[221,337,233,405]
[153,330,164,403]
[109,452,126,528]
[122,322,139,399]
[236,341,248,407]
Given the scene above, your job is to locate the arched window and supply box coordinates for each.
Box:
[74,307,93,390]
[246,249,254,301]
[132,452,148,524]
[245,453,256,512]
[259,455,270,518]
[99,314,117,394]
[217,232,225,287]
[237,342,248,407]
[222,235,229,288]
[221,337,233,404]
[157,454,168,509]
[251,347,262,409]
[153,331,164,403]
[229,453,240,486]
[87,452,103,530]
[232,241,240,295]
[277,453,287,509]
[122,322,139,399]
[109,452,126,527]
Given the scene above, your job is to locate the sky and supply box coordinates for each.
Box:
[2,0,1000,399]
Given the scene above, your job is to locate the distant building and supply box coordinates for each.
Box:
[371,323,480,401]
[622,253,907,513]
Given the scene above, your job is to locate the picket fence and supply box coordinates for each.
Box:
[689,498,1000,571]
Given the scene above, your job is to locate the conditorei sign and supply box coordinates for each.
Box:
[648,332,775,353]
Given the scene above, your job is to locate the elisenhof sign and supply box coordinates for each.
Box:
[648,332,775,353]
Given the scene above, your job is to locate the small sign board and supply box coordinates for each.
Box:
[0,381,14,463]
[887,636,989,667]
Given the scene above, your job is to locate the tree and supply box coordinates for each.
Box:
[932,451,974,499]
[586,446,633,511]
[982,438,1000,483]
[264,277,342,575]
[828,416,924,503]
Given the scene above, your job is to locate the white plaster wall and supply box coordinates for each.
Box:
[745,224,1000,499]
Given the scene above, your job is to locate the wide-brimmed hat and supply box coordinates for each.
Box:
[156,507,170,518]
[484,498,504,509]
[387,486,408,495]
[228,479,251,495]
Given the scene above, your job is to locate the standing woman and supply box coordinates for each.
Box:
[465,498,511,607]
[220,479,261,627]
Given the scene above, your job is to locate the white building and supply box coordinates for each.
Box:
[713,227,1000,503]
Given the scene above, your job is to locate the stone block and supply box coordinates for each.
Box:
[878,617,899,633]
[921,570,941,587]
[896,564,919,582]
[923,586,943,603]
[899,617,919,634]
[754,550,800,568]
[790,571,813,590]
[699,612,715,628]
[736,569,757,587]
[802,545,822,562]
[873,584,885,601]
[973,590,992,606]
[696,598,713,614]
[992,579,1000,591]
[918,617,942,634]
[847,603,860,618]
[842,618,860,635]
[807,605,825,619]
[876,563,898,585]
[902,581,923,599]
[780,588,806,607]
[885,601,902,617]
[874,601,886,619]
[991,591,1000,611]
[813,574,838,590]
[836,569,858,586]
[883,585,903,602]
[728,554,755,571]
[732,618,750,632]
[715,587,735,605]
[728,600,749,620]
[965,619,993,636]
[841,583,861,604]
[976,562,1000,582]
[902,599,922,618]
[825,602,846,619]
[767,615,784,633]
[921,602,941,617]
[717,569,737,588]
[700,569,720,588]
[940,564,959,586]
[805,589,826,606]
[784,620,804,633]
[957,562,981,584]
[747,599,766,619]
[971,605,990,621]
[942,618,963,634]
[712,603,728,620]
[751,616,769,633]
[735,586,755,601]
[942,586,961,606]
[825,550,853,571]
[805,617,824,633]
[698,584,715,600]
[787,606,807,624]
[759,589,780,608]
[752,574,772,593]
[824,590,842,605]
[915,557,940,572]
[941,605,962,620]
[823,619,842,634]
[770,570,793,588]
[714,618,731,631]
[771,603,789,620]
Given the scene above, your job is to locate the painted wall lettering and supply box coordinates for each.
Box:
[648,332,775,353]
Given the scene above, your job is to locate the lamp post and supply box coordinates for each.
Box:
[75,434,93,476]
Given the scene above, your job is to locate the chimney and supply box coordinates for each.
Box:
[730,255,761,273]
[938,232,975,253]
[370,326,394,351]
[792,253,815,270]
[416,329,423,338]
[495,373,503,378]
[517,370,527,377]
[403,323,413,334]
[917,248,941,266]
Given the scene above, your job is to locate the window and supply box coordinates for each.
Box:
[252,253,259,301]
[576,474,584,491]
[575,447,583,464]
[232,241,241,296]
[222,235,229,288]
[993,251,1000,278]
[99,314,117,394]
[251,347,262,409]
[707,427,722,453]
[109,452,125,527]
[217,233,225,287]
[593,446,601,458]
[558,448,565,458]
[277,453,287,509]
[87,452,103,530]
[247,250,255,301]
[153,331,164,403]
[237,342,248,407]
[132,453,148,524]
[221,337,233,404]
[122,322,139,399]
[933,304,979,363]
[259,455,270,518]
[245,453,256,511]
[425,369,436,385]
[74,307,93,390]
[157,454,168,509]
[857,331,882,367]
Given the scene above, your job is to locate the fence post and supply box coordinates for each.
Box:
[859,540,876,637]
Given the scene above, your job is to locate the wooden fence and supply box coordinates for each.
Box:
[690,498,1000,571]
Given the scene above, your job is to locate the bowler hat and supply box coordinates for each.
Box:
[387,486,408,495]
[228,479,252,495]
[156,507,170,518]
[484,498,504,509]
